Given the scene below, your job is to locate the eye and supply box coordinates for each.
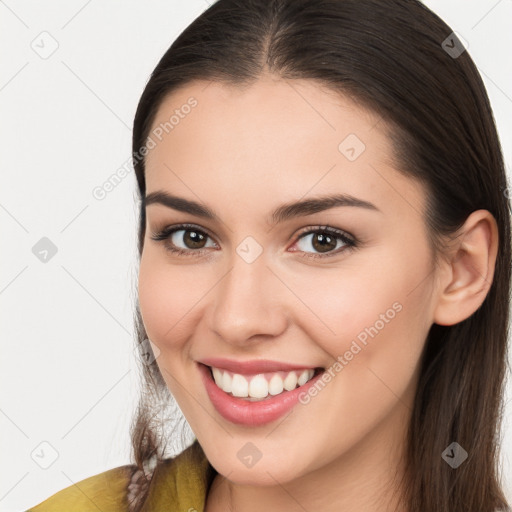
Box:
[290,226,357,259]
[149,223,357,259]
[149,223,217,257]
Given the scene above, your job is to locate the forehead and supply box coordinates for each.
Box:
[146,75,388,165]
[143,76,425,222]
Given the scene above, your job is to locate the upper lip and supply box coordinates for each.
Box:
[198,357,322,375]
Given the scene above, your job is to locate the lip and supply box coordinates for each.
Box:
[198,362,325,426]
[198,357,319,375]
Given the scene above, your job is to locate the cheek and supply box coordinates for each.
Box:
[137,255,206,402]
[289,248,432,372]
[137,253,202,349]
[284,254,431,459]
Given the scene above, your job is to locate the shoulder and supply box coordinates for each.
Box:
[25,463,138,512]
[24,440,217,512]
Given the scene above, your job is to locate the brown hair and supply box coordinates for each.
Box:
[128,1,512,510]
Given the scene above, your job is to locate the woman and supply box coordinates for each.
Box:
[26,0,511,511]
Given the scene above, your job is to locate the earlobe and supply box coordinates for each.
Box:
[433,210,499,326]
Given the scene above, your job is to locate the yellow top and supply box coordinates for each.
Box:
[25,439,217,512]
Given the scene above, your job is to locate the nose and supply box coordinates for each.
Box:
[209,251,288,347]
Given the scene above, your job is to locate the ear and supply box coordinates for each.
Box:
[433,209,499,326]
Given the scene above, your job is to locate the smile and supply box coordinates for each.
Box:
[210,366,321,400]
[198,362,326,426]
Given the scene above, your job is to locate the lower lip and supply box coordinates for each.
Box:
[198,362,324,426]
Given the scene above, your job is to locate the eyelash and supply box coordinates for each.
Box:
[149,223,358,259]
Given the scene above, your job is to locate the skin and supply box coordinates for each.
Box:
[137,74,498,511]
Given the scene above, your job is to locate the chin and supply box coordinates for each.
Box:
[208,452,309,487]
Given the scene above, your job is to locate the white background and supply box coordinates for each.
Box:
[1,1,511,510]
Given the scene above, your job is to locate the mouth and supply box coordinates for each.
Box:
[206,364,325,401]
[198,362,327,426]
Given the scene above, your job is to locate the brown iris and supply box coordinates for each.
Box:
[310,232,337,253]
[183,230,207,249]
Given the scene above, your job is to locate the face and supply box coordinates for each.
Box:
[138,75,440,486]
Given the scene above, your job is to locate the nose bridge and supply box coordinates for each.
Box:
[209,244,287,344]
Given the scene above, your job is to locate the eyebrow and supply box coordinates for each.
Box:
[144,190,381,225]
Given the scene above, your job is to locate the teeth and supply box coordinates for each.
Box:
[268,374,284,395]
[212,367,222,385]
[297,369,311,386]
[222,371,232,393]
[283,371,298,391]
[231,373,249,397]
[210,366,316,400]
[249,374,268,398]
